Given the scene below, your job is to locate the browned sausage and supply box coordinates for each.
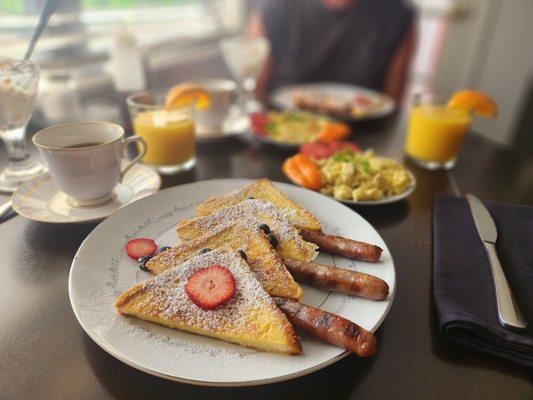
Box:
[274,297,377,357]
[284,259,389,300]
[299,229,382,263]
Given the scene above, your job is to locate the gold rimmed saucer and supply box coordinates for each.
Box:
[11,163,161,223]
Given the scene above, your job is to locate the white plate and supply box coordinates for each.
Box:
[271,82,395,121]
[69,179,396,386]
[11,163,161,224]
[336,171,417,206]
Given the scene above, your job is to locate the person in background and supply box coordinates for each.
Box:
[249,0,416,104]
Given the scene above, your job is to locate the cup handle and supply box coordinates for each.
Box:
[120,135,147,181]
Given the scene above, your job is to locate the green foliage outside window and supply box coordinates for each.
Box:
[0,0,197,14]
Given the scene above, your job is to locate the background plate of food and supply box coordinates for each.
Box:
[284,142,416,205]
[69,179,396,386]
[249,110,351,148]
[271,82,396,121]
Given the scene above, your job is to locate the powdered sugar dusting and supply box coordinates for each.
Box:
[182,199,316,255]
[125,248,276,333]
[149,223,300,299]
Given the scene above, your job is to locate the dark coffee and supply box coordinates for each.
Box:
[63,142,102,149]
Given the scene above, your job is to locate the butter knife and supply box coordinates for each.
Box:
[466,194,527,331]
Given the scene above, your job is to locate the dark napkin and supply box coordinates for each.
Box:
[433,193,533,367]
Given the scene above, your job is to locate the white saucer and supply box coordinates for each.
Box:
[11,163,161,224]
[196,110,249,141]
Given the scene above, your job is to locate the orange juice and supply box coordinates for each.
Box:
[405,105,472,164]
[133,110,195,166]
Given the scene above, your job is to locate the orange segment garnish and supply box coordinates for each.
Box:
[316,122,350,142]
[447,90,498,118]
[282,154,321,190]
[165,83,211,111]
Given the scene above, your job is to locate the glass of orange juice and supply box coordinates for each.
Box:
[127,92,196,174]
[405,92,472,170]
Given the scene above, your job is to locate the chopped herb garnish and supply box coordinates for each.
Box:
[332,149,356,162]
[265,122,277,133]
[360,159,372,174]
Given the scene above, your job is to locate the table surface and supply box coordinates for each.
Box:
[1,113,532,400]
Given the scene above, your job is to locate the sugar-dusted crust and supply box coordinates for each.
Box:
[196,179,322,231]
[148,224,303,301]
[178,199,318,263]
[116,248,302,355]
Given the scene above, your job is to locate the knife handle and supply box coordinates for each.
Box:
[484,242,527,331]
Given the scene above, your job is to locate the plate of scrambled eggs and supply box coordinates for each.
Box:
[317,149,416,205]
[283,146,416,205]
[250,111,350,147]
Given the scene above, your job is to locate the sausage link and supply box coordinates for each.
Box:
[299,229,382,262]
[284,259,389,300]
[274,297,377,357]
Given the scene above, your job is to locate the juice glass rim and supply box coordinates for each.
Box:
[126,91,194,113]
[411,90,447,107]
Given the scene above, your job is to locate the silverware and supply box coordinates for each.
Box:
[24,0,62,60]
[466,194,527,331]
[0,200,13,220]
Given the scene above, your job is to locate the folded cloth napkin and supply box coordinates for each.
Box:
[433,193,533,367]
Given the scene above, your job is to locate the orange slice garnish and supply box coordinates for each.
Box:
[447,90,498,118]
[164,83,211,111]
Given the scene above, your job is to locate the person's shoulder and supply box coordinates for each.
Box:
[392,0,416,19]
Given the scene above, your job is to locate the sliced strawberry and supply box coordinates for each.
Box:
[125,238,157,260]
[300,141,362,160]
[249,112,270,137]
[185,265,236,310]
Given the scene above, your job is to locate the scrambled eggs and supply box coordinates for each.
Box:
[265,111,330,144]
[317,149,412,201]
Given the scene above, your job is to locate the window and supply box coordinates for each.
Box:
[0,0,246,61]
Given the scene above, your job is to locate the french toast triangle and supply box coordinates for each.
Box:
[176,199,318,264]
[115,248,302,355]
[147,224,303,301]
[196,178,322,231]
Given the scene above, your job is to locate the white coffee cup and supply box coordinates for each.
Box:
[33,121,147,207]
[194,79,237,133]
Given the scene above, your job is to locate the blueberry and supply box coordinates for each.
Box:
[267,234,278,248]
[156,246,171,255]
[199,248,212,255]
[238,250,248,261]
[258,224,271,234]
[138,255,152,271]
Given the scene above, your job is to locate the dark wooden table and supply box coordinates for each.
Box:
[1,114,532,400]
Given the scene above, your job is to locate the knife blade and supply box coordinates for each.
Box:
[466,194,527,331]
[466,194,497,243]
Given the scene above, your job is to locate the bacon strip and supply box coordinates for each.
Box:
[274,297,377,357]
[299,229,382,262]
[284,259,389,300]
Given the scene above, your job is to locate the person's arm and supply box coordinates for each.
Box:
[247,10,273,104]
[383,23,416,104]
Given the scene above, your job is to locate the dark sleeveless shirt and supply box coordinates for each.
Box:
[258,0,415,91]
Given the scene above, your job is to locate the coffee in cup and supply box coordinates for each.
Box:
[33,121,147,207]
